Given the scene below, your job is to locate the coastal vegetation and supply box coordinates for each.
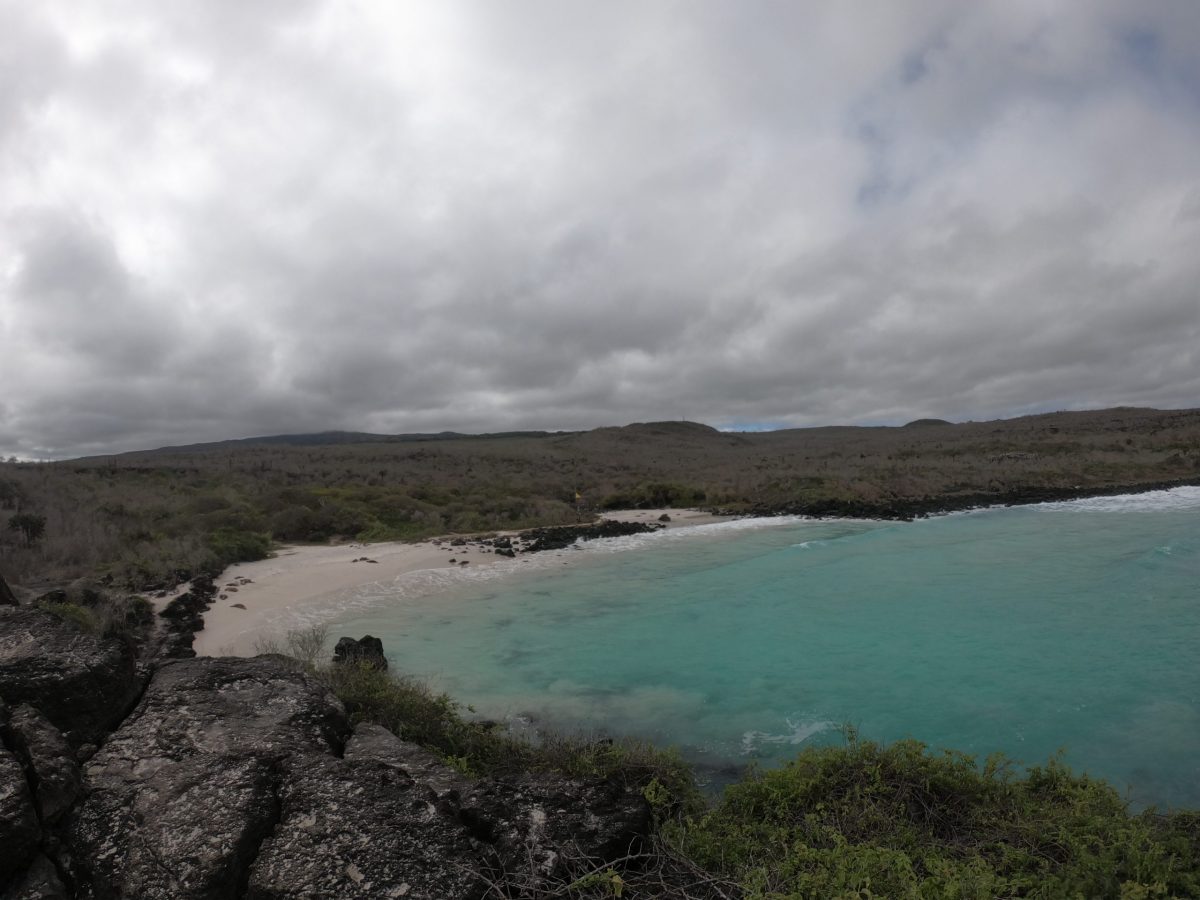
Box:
[674,736,1200,898]
[1,406,1197,592]
[262,627,1200,898]
[256,625,704,817]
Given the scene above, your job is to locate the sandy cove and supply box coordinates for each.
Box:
[192,508,726,657]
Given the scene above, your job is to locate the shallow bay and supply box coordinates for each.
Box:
[334,488,1200,809]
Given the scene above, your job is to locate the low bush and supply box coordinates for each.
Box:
[672,734,1200,898]
[322,660,702,813]
[205,527,272,565]
[601,482,708,510]
[35,593,154,647]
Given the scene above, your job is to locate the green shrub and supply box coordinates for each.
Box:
[206,527,271,564]
[600,482,707,509]
[278,650,704,814]
[36,594,153,647]
[672,735,1200,898]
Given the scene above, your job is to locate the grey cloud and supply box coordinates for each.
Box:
[1,1,1199,457]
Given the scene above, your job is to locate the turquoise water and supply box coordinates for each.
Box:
[333,488,1200,809]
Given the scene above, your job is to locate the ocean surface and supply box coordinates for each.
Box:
[331,487,1200,809]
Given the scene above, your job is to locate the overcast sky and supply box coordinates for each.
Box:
[2,1,1198,458]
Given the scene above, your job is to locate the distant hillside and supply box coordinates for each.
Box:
[115,429,561,456]
[2,406,1198,590]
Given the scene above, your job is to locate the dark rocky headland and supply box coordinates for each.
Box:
[0,592,661,899]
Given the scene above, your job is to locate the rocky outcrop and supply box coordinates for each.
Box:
[332,635,388,671]
[0,574,17,607]
[65,657,350,900]
[0,746,41,886]
[157,576,218,658]
[0,610,655,899]
[345,723,473,799]
[520,520,663,553]
[462,774,651,890]
[342,724,650,892]
[0,607,141,746]
[3,706,80,824]
[244,753,483,899]
[1,853,68,900]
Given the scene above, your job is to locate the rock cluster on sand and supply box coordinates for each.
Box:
[0,602,651,899]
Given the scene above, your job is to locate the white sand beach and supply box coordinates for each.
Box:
[192,508,726,657]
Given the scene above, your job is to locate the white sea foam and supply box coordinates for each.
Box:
[741,717,835,755]
[278,515,876,629]
[577,514,868,556]
[1035,485,1200,514]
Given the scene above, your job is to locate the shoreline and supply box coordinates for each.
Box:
[191,508,726,657]
[187,479,1200,657]
[741,476,1200,521]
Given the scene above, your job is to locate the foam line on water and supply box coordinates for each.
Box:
[741,717,836,755]
[1034,485,1200,513]
[577,514,872,555]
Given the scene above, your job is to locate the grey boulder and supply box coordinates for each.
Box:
[3,705,80,824]
[0,607,140,746]
[0,748,40,887]
[65,656,350,900]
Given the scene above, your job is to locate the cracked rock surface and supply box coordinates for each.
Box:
[0,747,41,886]
[65,657,349,900]
[4,705,80,825]
[0,608,141,746]
[0,608,654,899]
[245,753,483,899]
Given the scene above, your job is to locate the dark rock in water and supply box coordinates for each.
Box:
[3,705,80,824]
[0,606,141,746]
[332,635,388,671]
[0,747,40,886]
[1,853,68,899]
[244,753,483,899]
[0,574,17,607]
[64,657,350,900]
[494,547,515,557]
[658,513,672,522]
[519,520,662,553]
[460,775,652,889]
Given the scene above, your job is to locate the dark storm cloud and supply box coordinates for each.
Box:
[1,0,1198,458]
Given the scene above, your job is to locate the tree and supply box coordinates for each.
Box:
[0,479,21,509]
[8,512,46,548]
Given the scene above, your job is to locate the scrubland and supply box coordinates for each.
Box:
[1,405,1197,591]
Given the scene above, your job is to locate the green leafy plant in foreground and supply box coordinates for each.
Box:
[319,655,703,816]
[671,734,1200,898]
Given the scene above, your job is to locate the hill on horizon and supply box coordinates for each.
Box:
[77,406,1190,461]
[2,405,1197,591]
